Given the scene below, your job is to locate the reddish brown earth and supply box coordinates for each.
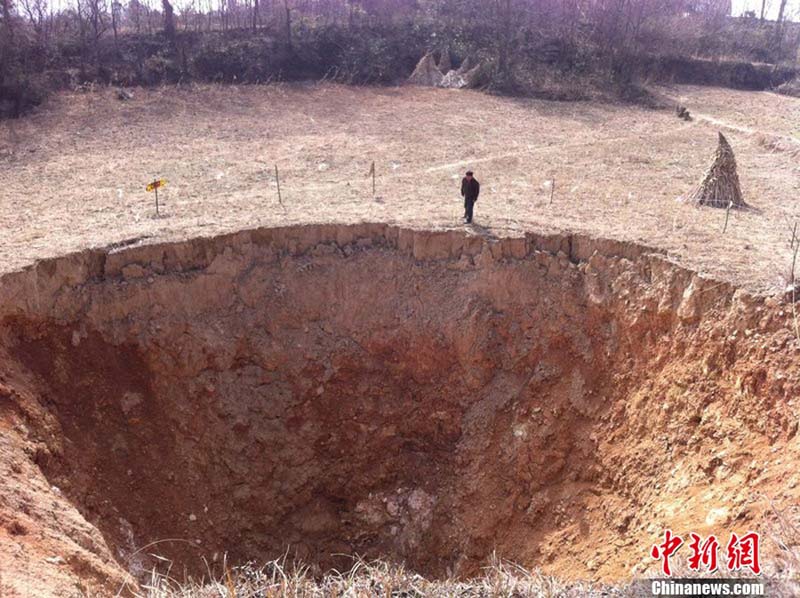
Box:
[1,224,799,597]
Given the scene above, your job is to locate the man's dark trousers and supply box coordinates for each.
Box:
[464,197,475,223]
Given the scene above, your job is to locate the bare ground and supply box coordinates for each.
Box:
[1,82,799,292]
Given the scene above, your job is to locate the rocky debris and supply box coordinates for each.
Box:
[116,88,134,101]
[675,104,691,120]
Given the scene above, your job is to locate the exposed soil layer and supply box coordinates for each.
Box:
[1,224,799,597]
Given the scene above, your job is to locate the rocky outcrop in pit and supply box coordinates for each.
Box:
[0,224,799,597]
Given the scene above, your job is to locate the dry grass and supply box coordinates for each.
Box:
[127,550,800,598]
[1,82,799,292]
[128,556,628,598]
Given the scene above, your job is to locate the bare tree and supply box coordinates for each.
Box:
[284,0,292,50]
[217,0,226,31]
[1,0,14,40]
[78,0,108,44]
[128,0,143,33]
[163,0,176,38]
[496,0,512,77]
[110,0,120,42]
[774,0,789,50]
[19,0,48,39]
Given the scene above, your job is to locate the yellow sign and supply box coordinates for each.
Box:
[146,179,167,192]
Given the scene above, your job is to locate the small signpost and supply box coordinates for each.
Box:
[146,178,167,216]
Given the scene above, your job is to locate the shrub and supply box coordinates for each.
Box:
[142,52,181,85]
[0,72,49,118]
[192,37,275,82]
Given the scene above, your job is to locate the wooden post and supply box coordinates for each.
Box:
[549,178,555,205]
[155,186,159,217]
[792,241,800,342]
[370,161,376,197]
[722,200,733,234]
[275,165,283,207]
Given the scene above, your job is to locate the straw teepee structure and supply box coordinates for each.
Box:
[408,53,485,90]
[408,53,444,87]
[440,58,485,89]
[437,49,452,74]
[684,132,747,209]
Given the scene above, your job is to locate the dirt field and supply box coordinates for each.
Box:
[1,82,799,292]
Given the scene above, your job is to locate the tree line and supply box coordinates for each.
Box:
[1,0,799,117]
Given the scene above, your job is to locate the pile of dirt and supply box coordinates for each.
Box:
[1,224,799,596]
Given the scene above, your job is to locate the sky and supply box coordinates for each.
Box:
[733,0,799,20]
[37,0,800,21]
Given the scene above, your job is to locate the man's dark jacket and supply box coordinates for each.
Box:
[461,177,480,201]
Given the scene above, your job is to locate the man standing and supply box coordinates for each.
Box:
[461,170,480,224]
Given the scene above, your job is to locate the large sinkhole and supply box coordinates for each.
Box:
[2,223,792,589]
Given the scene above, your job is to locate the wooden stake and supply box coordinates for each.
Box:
[370,161,376,197]
[549,178,555,205]
[791,242,800,341]
[722,200,733,234]
[155,186,159,217]
[275,165,283,207]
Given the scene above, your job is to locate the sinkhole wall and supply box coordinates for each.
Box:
[0,224,798,597]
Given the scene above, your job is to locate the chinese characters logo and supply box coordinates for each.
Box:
[650,530,760,576]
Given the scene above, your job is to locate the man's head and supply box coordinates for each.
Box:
[465,171,473,180]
